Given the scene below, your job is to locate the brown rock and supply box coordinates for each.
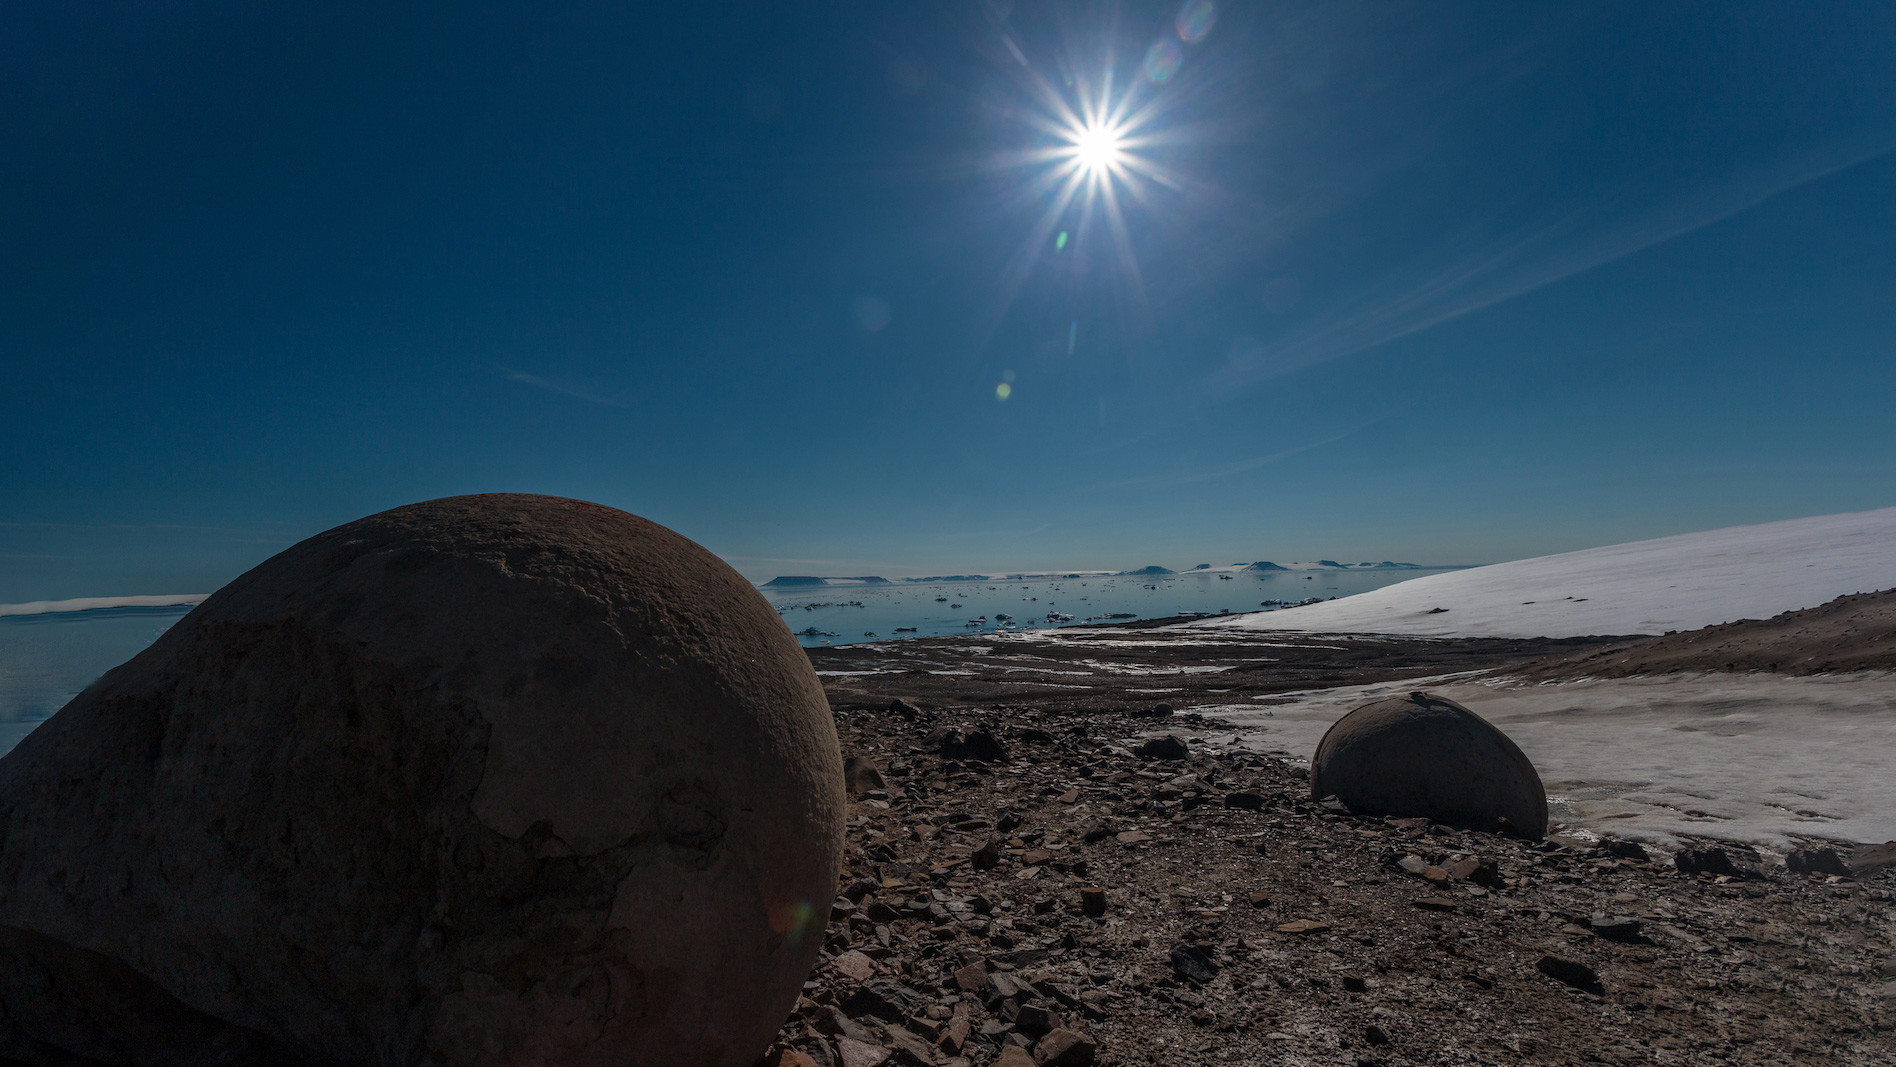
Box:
[1135,735,1191,760]
[1674,847,1743,877]
[1033,1027,1098,1066]
[953,961,988,995]
[1587,914,1643,942]
[1444,856,1501,886]
[817,1007,877,1045]
[1786,847,1851,876]
[845,757,890,796]
[1310,691,1548,837]
[836,1037,891,1067]
[883,1025,942,1065]
[938,1012,971,1055]
[1600,839,1650,863]
[831,950,876,982]
[995,1048,1037,1067]
[938,729,1009,763]
[1080,887,1107,917]
[0,495,846,1067]
[1170,943,1219,984]
[1536,955,1604,993]
[1276,919,1331,934]
[1015,1004,1063,1037]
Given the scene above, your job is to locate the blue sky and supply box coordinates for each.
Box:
[5,1,1896,599]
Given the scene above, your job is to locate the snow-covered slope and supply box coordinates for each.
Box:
[1193,506,1896,638]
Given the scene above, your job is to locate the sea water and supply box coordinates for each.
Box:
[0,567,1456,757]
[760,567,1460,648]
[0,606,192,756]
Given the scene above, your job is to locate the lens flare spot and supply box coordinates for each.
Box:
[1176,0,1217,44]
[995,382,1013,401]
[767,898,818,949]
[1056,230,1068,250]
[1143,37,1184,83]
[852,295,891,332]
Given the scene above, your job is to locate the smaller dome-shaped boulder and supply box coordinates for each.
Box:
[1311,691,1547,837]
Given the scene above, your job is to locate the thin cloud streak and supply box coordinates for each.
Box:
[498,366,633,408]
[1235,138,1896,388]
[1101,413,1396,492]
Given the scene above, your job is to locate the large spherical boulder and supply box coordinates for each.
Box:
[0,495,844,1066]
[1310,690,1547,838]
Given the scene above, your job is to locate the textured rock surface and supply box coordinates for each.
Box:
[0,494,845,1067]
[1309,690,1547,837]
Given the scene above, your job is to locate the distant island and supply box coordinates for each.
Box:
[759,560,1441,587]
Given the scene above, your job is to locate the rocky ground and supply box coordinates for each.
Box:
[765,634,1896,1067]
[802,624,1622,718]
[1520,588,1896,679]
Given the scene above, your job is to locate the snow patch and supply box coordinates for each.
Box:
[1193,671,1896,848]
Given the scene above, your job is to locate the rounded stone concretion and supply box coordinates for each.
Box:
[1310,691,1547,838]
[0,495,845,1067]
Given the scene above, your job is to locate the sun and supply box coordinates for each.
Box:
[980,44,1196,332]
[1071,123,1125,175]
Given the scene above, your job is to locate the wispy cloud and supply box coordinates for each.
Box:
[498,366,633,408]
[1231,138,1896,388]
[1101,414,1394,491]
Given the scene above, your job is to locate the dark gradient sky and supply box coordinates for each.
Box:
[6,1,1896,600]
